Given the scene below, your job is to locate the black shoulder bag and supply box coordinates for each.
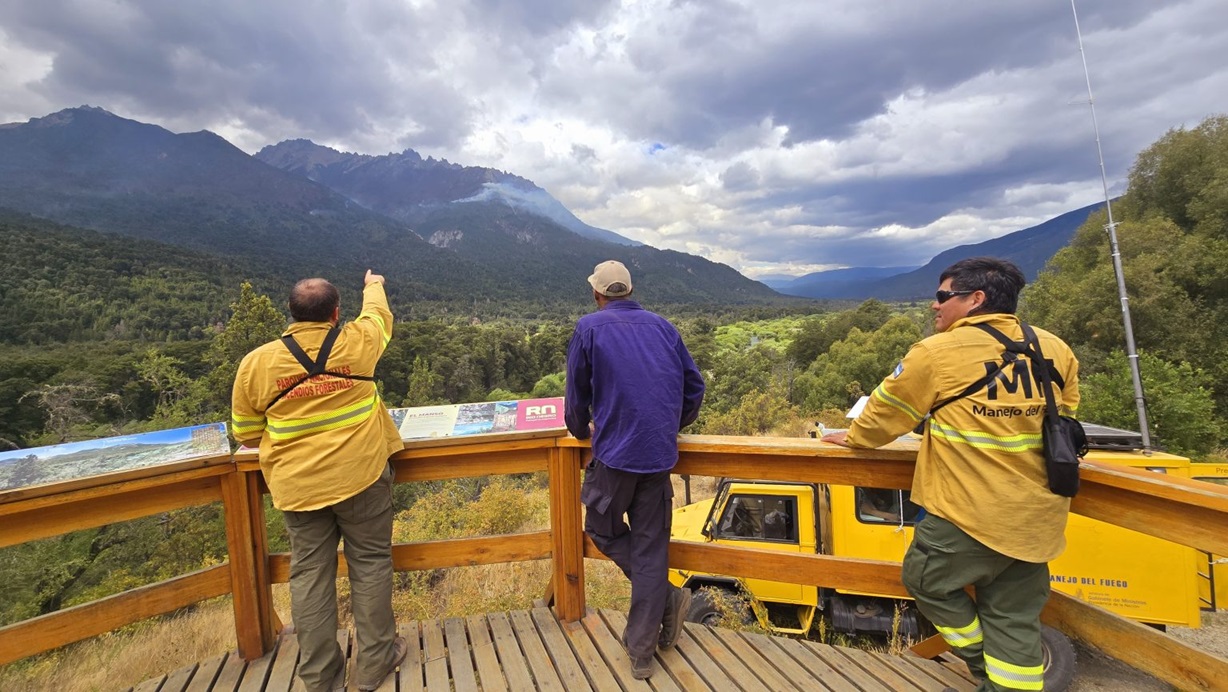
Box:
[264,325,375,410]
[1019,323,1087,497]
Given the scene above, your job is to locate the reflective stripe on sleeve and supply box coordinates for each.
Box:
[871,383,924,422]
[929,421,1043,453]
[984,653,1044,691]
[230,414,266,435]
[934,617,983,649]
[265,395,377,441]
[358,312,391,346]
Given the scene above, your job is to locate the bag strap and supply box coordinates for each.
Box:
[930,323,1025,414]
[1020,323,1061,425]
[265,325,375,410]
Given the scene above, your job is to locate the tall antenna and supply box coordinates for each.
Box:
[1070,0,1151,453]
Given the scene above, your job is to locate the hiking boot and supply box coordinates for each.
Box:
[357,636,408,691]
[658,586,692,649]
[630,655,654,680]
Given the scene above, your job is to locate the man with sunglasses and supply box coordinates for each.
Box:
[824,257,1079,692]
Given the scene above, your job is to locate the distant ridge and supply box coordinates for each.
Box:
[772,203,1105,300]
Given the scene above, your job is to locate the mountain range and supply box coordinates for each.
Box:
[0,107,777,309]
[766,203,1104,300]
[0,106,1100,311]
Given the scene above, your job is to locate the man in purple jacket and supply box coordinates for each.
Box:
[565,260,706,680]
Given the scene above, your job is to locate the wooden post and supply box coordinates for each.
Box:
[548,445,586,621]
[221,469,274,659]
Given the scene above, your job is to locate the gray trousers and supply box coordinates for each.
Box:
[582,459,674,659]
[902,513,1049,692]
[283,462,397,692]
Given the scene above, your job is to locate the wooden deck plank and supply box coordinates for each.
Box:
[487,611,538,692]
[736,631,819,691]
[835,646,926,690]
[264,633,300,692]
[395,622,425,692]
[466,614,508,692]
[534,607,604,692]
[673,624,736,690]
[421,618,450,692]
[444,617,480,692]
[598,609,685,692]
[508,609,567,692]
[575,609,652,692]
[133,674,165,692]
[708,628,796,691]
[237,637,279,692]
[773,638,863,692]
[901,653,978,692]
[938,652,977,682]
[210,650,248,692]
[557,611,614,692]
[653,624,714,692]
[159,662,199,692]
[869,651,949,691]
[184,652,229,692]
[684,624,771,692]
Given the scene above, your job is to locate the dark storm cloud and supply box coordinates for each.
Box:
[1,0,475,147]
[592,0,1160,148]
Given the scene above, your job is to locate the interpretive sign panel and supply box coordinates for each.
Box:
[0,423,231,496]
[389,397,565,441]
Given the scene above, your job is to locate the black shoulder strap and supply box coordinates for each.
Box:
[930,323,1025,414]
[1021,323,1061,425]
[265,326,375,410]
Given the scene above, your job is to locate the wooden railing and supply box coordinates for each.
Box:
[3,431,1228,690]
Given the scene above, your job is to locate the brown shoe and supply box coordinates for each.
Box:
[357,636,408,691]
[658,586,691,649]
[630,655,654,680]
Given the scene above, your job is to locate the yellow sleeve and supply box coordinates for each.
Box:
[355,281,393,353]
[230,353,267,446]
[846,342,938,449]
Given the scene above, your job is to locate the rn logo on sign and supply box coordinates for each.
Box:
[525,405,557,417]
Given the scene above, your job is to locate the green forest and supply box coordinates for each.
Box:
[1,115,1226,649]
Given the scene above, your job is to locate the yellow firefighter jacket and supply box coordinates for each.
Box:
[846,313,1080,563]
[230,282,403,512]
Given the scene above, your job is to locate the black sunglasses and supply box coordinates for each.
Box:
[935,289,975,304]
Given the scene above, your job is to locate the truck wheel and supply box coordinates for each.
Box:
[686,588,750,627]
[1042,625,1077,692]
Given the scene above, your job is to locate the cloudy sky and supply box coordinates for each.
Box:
[1,1,1225,279]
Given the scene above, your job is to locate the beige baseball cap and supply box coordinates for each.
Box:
[587,260,633,297]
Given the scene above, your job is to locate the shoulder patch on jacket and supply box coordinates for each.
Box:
[892,361,904,378]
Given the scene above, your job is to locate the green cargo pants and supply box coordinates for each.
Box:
[902,513,1049,691]
[283,462,397,692]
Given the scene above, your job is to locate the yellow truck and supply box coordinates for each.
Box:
[668,425,1227,690]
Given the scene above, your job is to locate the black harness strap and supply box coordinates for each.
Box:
[929,322,1061,415]
[264,325,375,410]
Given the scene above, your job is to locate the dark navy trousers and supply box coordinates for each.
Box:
[581,459,674,659]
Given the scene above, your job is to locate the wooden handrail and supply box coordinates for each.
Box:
[4,429,1228,692]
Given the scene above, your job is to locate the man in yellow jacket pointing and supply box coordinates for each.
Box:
[825,257,1079,692]
[232,270,406,692]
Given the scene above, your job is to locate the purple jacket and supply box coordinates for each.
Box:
[565,300,705,473]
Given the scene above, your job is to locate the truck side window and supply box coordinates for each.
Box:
[855,487,922,525]
[716,495,797,542]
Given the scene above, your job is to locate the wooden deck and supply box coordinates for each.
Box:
[128,607,975,691]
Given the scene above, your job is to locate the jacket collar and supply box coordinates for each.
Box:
[282,321,335,337]
[950,312,1020,331]
[599,299,643,311]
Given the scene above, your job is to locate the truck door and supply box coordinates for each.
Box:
[711,492,810,605]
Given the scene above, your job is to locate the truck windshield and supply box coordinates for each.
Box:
[715,494,798,542]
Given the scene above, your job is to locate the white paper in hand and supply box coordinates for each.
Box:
[846,395,870,419]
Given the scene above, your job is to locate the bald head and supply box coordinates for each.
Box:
[289,278,340,323]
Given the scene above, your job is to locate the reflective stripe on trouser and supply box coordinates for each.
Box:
[985,653,1044,690]
[934,616,983,649]
[902,513,1049,690]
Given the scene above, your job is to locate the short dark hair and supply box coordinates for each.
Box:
[288,278,339,322]
[939,257,1026,315]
